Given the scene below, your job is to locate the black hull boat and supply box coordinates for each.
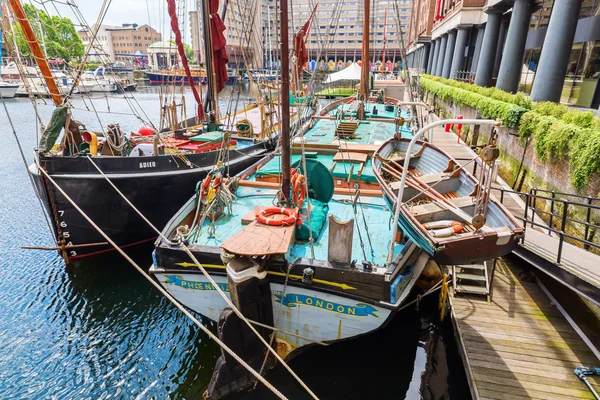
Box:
[30,139,274,261]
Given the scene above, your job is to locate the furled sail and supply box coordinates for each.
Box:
[209,0,229,92]
[167,0,204,119]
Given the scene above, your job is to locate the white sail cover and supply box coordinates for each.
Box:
[324,62,362,83]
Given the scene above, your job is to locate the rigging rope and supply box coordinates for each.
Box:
[84,156,319,400]
[35,164,288,400]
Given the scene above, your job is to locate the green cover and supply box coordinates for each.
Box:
[296,198,329,241]
[39,106,68,152]
[189,130,224,143]
[292,159,334,203]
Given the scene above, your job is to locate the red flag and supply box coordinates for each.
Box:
[295,3,318,74]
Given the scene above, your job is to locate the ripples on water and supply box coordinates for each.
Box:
[0,86,469,399]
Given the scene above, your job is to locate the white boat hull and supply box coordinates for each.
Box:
[152,270,391,351]
[0,84,19,98]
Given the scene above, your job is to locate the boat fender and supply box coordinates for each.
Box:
[82,131,98,156]
[256,207,297,226]
[421,220,463,238]
[138,126,155,136]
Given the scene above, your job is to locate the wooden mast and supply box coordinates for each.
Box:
[358,0,370,118]
[280,0,291,205]
[7,0,62,106]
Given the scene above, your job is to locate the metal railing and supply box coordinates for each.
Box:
[454,70,476,83]
[490,186,600,264]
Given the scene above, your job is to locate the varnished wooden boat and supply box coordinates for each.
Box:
[373,137,523,265]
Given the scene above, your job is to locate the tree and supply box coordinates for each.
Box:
[11,4,84,62]
[169,40,197,64]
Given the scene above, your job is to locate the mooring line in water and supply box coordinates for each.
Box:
[85,156,321,400]
[36,165,289,400]
[2,94,57,243]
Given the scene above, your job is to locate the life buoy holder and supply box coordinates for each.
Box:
[256,207,298,226]
[421,220,463,238]
[199,175,222,202]
[291,173,306,209]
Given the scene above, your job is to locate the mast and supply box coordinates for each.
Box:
[358,0,370,118]
[7,0,62,106]
[381,8,387,71]
[280,0,291,205]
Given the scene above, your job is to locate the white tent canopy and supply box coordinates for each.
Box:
[325,62,362,83]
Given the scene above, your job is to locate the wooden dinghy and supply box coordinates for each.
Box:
[373,137,523,265]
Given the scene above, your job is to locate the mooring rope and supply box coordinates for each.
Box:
[84,156,320,400]
[36,163,288,400]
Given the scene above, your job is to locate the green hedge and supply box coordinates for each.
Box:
[419,75,528,128]
[423,75,532,108]
[420,75,600,191]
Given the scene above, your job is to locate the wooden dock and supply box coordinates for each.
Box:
[425,120,600,399]
[450,259,600,400]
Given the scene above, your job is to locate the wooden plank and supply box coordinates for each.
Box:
[475,366,599,390]
[458,322,584,344]
[459,326,594,351]
[452,301,563,319]
[469,359,579,383]
[462,338,598,365]
[454,311,576,334]
[338,142,380,153]
[220,221,295,256]
[466,344,595,369]
[476,381,589,400]
[333,151,368,163]
[238,179,383,197]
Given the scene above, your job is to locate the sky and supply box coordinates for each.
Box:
[39,0,196,44]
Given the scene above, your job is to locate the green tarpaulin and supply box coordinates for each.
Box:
[39,106,68,152]
[296,198,329,241]
[189,130,225,143]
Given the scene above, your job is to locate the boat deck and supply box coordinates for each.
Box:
[190,160,399,267]
[451,259,600,400]
[187,101,413,267]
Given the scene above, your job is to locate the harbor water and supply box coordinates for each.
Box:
[0,84,470,399]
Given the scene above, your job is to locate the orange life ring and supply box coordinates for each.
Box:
[256,207,298,226]
[291,174,306,209]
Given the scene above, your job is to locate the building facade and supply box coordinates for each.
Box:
[407,0,600,108]
[190,0,412,70]
[190,0,262,70]
[282,0,412,67]
[78,23,161,65]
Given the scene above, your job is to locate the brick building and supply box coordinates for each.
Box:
[78,23,161,64]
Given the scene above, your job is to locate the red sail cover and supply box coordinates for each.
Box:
[167,0,204,119]
[210,0,229,92]
[295,3,318,73]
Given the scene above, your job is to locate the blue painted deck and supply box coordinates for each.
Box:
[188,101,413,266]
[190,183,398,266]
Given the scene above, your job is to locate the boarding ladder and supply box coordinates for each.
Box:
[452,260,495,301]
[335,119,360,139]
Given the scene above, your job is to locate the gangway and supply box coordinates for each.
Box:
[488,185,600,306]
